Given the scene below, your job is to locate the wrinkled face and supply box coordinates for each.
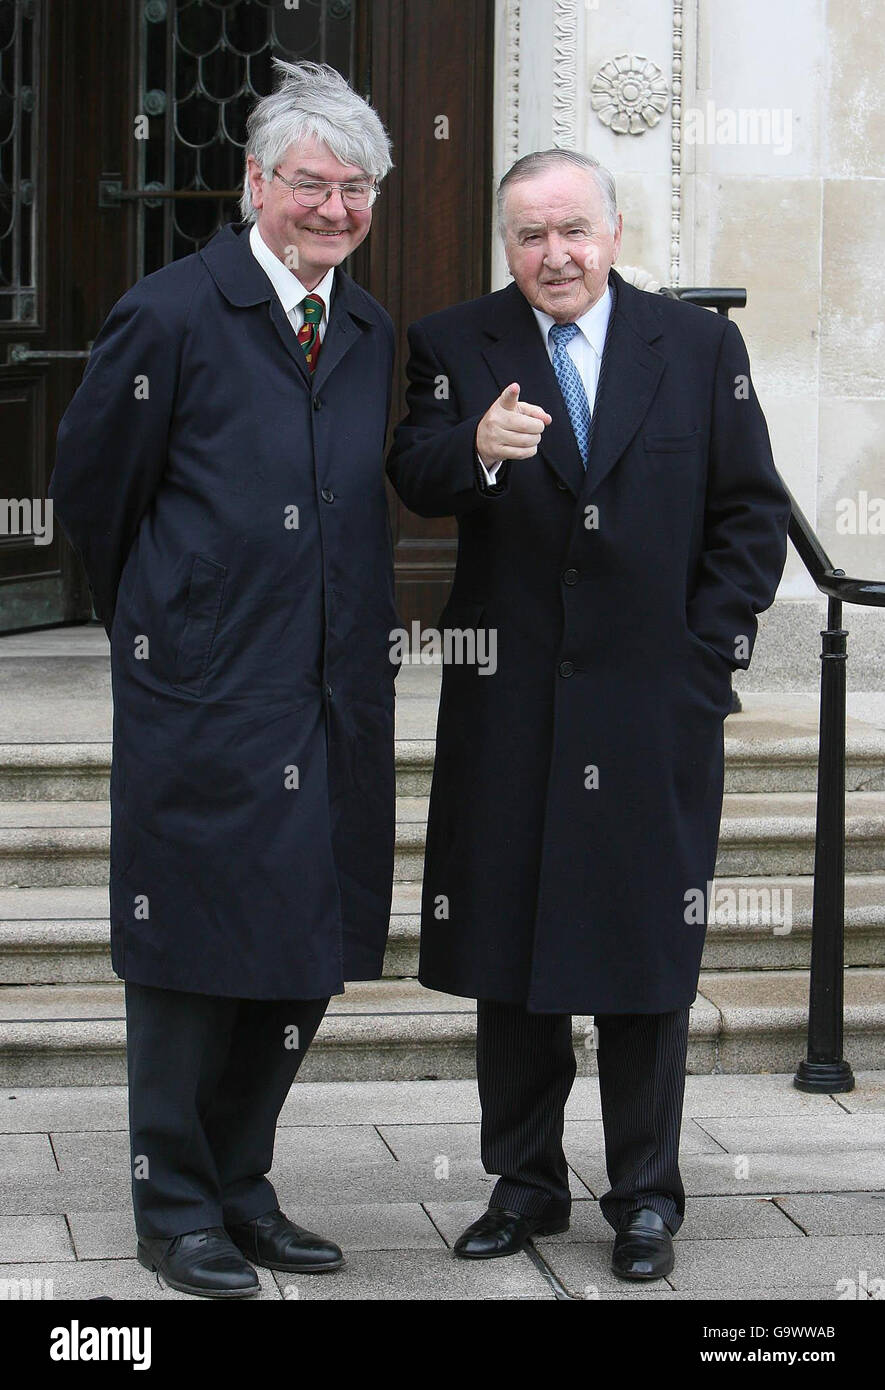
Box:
[247,135,374,290]
[502,167,622,322]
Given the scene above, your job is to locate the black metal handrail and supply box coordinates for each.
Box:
[668,284,884,1095]
[783,489,885,1094]
[787,499,885,607]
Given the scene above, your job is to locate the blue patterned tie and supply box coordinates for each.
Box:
[549,322,591,468]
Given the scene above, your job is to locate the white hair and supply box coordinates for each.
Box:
[497,149,618,237]
[239,60,393,222]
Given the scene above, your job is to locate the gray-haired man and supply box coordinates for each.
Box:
[50,62,398,1298]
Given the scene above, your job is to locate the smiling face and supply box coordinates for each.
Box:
[501,165,622,322]
[247,135,374,290]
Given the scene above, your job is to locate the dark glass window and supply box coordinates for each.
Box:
[0,0,37,323]
[138,0,356,276]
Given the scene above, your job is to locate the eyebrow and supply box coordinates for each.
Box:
[289,166,371,182]
[515,216,594,234]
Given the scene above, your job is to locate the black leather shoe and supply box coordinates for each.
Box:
[136,1226,260,1299]
[225,1208,344,1272]
[454,1206,570,1260]
[611,1208,675,1281]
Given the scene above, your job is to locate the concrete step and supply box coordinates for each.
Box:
[2,704,885,802]
[722,706,885,794]
[715,792,885,876]
[0,801,110,887]
[0,744,113,802]
[0,886,110,983]
[0,970,882,1085]
[698,874,885,970]
[0,881,425,983]
[1,875,883,986]
[1,790,884,886]
[393,791,885,880]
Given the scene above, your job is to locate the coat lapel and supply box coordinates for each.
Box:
[269,298,311,383]
[311,271,369,394]
[481,283,586,497]
[200,221,373,392]
[480,272,668,501]
[579,270,666,499]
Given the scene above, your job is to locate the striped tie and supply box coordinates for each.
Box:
[297,294,324,373]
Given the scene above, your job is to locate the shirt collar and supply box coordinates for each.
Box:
[531,282,612,358]
[249,222,335,321]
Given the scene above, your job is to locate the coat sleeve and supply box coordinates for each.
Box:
[686,318,791,669]
[386,319,511,517]
[49,284,184,636]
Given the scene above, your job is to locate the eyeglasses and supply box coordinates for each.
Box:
[272,169,379,210]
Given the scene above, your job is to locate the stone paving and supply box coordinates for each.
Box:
[1,1072,884,1301]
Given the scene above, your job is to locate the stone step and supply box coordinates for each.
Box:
[0,969,882,1085]
[0,881,427,983]
[0,744,113,803]
[714,792,885,876]
[0,801,111,888]
[2,706,885,803]
[1,791,885,887]
[394,708,885,795]
[396,791,885,880]
[1,875,883,986]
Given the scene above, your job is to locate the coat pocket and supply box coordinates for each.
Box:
[643,429,701,453]
[683,625,734,716]
[172,554,227,696]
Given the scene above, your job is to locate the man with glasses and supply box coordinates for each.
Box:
[50,61,397,1298]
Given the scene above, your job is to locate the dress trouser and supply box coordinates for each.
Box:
[476,1001,691,1234]
[124,979,329,1239]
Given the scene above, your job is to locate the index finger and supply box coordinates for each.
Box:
[516,401,553,425]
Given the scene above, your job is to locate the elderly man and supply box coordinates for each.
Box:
[388,150,790,1279]
[50,62,397,1298]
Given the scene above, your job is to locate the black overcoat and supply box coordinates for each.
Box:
[387,269,790,1014]
[50,222,398,999]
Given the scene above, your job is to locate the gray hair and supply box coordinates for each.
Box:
[496,149,618,237]
[240,60,393,222]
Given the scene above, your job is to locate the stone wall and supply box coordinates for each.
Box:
[491,0,885,689]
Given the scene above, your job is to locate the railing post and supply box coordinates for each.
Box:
[794,593,855,1092]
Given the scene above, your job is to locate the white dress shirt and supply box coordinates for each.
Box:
[479,283,613,483]
[249,221,335,342]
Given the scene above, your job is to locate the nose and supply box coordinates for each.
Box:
[543,235,571,269]
[317,188,349,218]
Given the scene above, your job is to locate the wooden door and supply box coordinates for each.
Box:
[0,0,493,634]
[0,0,120,630]
[361,0,494,628]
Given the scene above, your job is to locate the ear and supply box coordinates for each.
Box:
[501,234,516,280]
[612,211,623,262]
[246,154,267,211]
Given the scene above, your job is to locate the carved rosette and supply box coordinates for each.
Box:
[591,54,670,135]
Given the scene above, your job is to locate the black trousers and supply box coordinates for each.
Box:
[124,980,329,1239]
[476,1001,690,1234]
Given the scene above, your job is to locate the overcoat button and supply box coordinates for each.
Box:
[321,488,335,502]
[563,569,579,586]
[558,660,575,677]
[313,397,323,410]
[555,478,569,490]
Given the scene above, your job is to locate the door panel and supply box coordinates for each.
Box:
[361,0,494,630]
